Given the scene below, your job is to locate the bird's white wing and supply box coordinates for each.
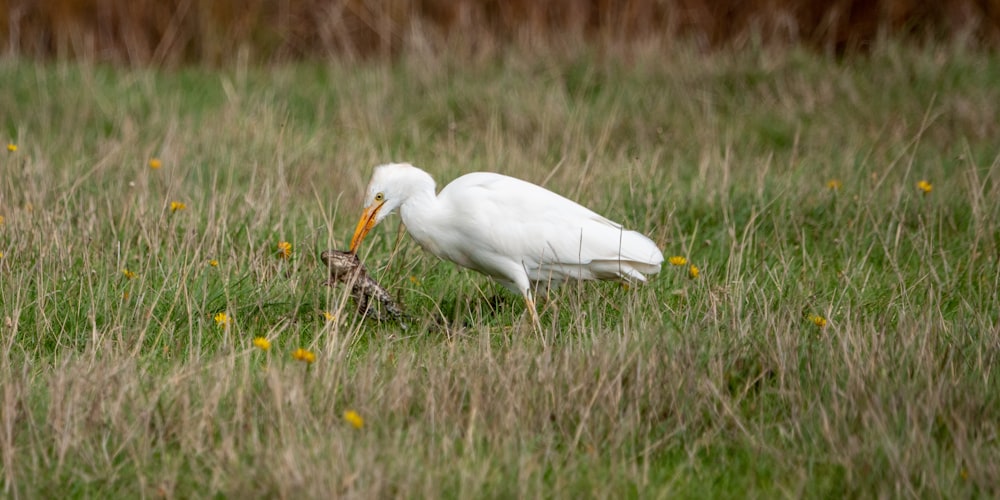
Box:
[437,173,663,283]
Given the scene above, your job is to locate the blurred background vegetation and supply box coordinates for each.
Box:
[1,0,998,66]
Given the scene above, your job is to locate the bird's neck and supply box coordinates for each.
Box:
[399,187,445,256]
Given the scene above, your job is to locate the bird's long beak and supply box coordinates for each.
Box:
[349,201,385,253]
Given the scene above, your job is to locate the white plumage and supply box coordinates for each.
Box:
[349,163,663,327]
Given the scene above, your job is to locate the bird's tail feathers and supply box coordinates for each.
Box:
[615,230,664,269]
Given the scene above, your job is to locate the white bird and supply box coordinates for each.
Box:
[349,163,664,329]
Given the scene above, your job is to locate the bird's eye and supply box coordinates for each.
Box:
[375,192,384,201]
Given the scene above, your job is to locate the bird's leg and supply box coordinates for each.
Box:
[532,280,554,314]
[524,293,545,345]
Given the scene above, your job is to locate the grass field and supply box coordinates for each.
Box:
[1,42,999,497]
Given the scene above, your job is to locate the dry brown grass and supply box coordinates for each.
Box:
[4,319,697,497]
[2,0,1000,66]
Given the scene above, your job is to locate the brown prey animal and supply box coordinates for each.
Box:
[321,250,408,327]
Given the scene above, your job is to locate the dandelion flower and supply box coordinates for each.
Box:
[122,268,137,279]
[808,314,827,328]
[343,410,364,429]
[277,241,292,259]
[917,180,933,195]
[409,275,421,286]
[253,336,271,351]
[688,265,700,279]
[6,144,16,152]
[149,158,162,169]
[170,201,186,212]
[826,179,842,190]
[292,348,316,364]
[214,312,230,328]
[321,311,335,322]
[668,256,687,266]
[209,259,219,267]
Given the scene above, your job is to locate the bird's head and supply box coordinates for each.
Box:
[349,163,435,253]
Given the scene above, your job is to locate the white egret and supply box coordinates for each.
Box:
[349,163,664,329]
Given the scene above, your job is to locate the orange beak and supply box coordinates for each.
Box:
[349,201,385,253]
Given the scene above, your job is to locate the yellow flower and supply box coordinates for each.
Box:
[343,410,364,429]
[170,201,186,212]
[0,252,4,259]
[826,179,842,190]
[122,268,137,279]
[122,291,129,300]
[409,275,421,286]
[6,144,16,152]
[214,312,230,328]
[292,348,316,364]
[253,336,271,351]
[688,265,699,279]
[0,215,4,225]
[149,158,162,169]
[321,311,335,322]
[917,180,933,194]
[209,259,219,267]
[277,241,292,259]
[809,315,828,328]
[668,256,687,266]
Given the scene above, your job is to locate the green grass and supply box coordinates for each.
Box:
[2,42,999,498]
